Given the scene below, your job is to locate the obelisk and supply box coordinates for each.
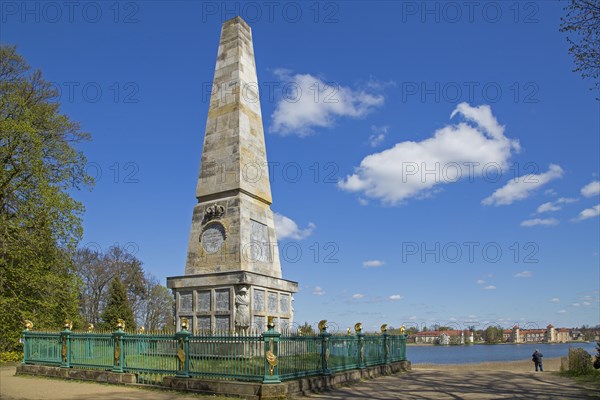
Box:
[167,16,298,333]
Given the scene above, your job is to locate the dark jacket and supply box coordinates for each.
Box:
[532,351,543,362]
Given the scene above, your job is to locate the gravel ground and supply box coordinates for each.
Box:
[1,359,594,400]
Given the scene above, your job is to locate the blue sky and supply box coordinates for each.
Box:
[4,1,598,332]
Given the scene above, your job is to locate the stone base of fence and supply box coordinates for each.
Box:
[17,361,411,399]
[17,364,136,384]
[164,360,411,399]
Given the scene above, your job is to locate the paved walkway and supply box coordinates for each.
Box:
[0,366,231,400]
[1,366,594,399]
[306,369,593,399]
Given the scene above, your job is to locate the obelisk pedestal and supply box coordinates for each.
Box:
[167,16,297,333]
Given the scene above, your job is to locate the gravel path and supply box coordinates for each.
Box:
[1,360,594,400]
[0,366,232,400]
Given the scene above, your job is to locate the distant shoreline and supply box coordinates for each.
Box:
[406,341,594,346]
[413,357,563,372]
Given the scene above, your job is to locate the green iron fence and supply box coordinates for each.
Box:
[22,323,407,385]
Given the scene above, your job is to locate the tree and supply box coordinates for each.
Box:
[100,277,136,331]
[483,326,504,344]
[594,341,600,369]
[560,0,600,94]
[298,322,315,336]
[0,45,93,351]
[142,274,174,331]
[74,244,171,328]
[74,247,113,325]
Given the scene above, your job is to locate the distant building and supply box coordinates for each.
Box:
[508,324,570,343]
[412,324,577,345]
[412,330,473,345]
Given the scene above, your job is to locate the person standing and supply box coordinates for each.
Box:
[532,349,544,371]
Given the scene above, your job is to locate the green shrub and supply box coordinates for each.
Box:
[568,347,593,375]
[0,351,23,364]
[594,342,600,370]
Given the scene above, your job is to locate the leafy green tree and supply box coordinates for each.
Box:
[482,326,505,344]
[594,341,600,369]
[560,0,600,94]
[298,322,315,336]
[0,45,93,351]
[100,278,136,331]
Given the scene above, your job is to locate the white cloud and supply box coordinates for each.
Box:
[476,279,485,284]
[338,103,520,205]
[581,181,600,197]
[536,202,561,213]
[408,316,417,320]
[571,303,581,307]
[544,188,557,196]
[483,164,563,206]
[550,298,560,303]
[557,309,567,314]
[573,204,600,221]
[536,197,578,214]
[274,212,315,240]
[389,294,403,301]
[352,293,365,299]
[369,125,388,147]
[514,271,533,278]
[270,70,385,136]
[520,218,559,227]
[484,285,496,290]
[582,301,591,306]
[312,286,325,296]
[363,260,385,268]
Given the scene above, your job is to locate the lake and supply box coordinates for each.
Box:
[407,342,597,364]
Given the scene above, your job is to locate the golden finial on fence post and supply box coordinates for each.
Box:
[180,317,189,331]
[63,319,73,330]
[86,323,94,333]
[23,320,33,331]
[354,322,363,334]
[318,320,328,334]
[381,324,388,333]
[116,319,125,331]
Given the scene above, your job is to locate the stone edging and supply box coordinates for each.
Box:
[17,360,411,399]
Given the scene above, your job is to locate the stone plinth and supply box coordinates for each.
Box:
[167,271,297,332]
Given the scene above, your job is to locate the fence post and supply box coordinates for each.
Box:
[262,316,281,384]
[400,332,407,360]
[319,320,332,376]
[60,319,72,368]
[175,318,191,378]
[22,320,33,364]
[381,324,389,365]
[112,319,125,373]
[355,322,365,369]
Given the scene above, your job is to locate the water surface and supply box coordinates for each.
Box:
[407,342,597,364]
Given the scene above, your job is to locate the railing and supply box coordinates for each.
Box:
[22,322,407,385]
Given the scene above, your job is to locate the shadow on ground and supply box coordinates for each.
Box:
[304,370,593,399]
